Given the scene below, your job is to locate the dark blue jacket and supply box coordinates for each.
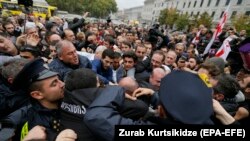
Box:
[60,88,101,141]
[0,74,29,118]
[91,59,113,84]
[62,86,149,141]
[3,101,61,141]
[84,86,150,141]
[49,55,92,80]
[1,105,30,141]
[26,101,61,140]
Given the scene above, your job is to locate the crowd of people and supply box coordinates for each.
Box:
[0,11,250,141]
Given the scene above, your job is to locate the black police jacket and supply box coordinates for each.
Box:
[0,75,29,118]
[60,88,101,141]
[61,86,149,141]
[23,101,61,141]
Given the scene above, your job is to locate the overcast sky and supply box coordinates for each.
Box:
[116,0,145,10]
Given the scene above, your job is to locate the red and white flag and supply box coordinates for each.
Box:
[192,30,201,44]
[215,36,233,61]
[202,3,231,55]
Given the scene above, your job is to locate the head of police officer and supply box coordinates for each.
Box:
[134,70,214,124]
[12,58,65,109]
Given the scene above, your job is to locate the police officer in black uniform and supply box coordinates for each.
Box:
[9,58,65,140]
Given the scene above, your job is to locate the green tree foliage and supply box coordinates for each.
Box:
[158,8,213,31]
[232,14,250,36]
[158,8,179,29]
[175,14,190,30]
[83,0,117,18]
[158,9,168,25]
[188,15,199,31]
[196,12,212,29]
[46,0,117,17]
[46,0,84,13]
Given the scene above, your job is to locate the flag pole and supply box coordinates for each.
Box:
[202,2,231,56]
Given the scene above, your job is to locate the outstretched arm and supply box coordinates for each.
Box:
[213,99,236,125]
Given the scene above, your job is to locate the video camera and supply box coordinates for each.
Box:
[148,23,165,49]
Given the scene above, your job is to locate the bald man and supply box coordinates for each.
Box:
[118,77,149,120]
[165,50,177,70]
[119,77,138,95]
[149,68,167,91]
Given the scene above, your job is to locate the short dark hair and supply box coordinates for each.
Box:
[2,21,13,30]
[102,48,114,59]
[65,68,97,91]
[113,52,121,59]
[104,35,115,46]
[199,62,221,78]
[122,40,132,48]
[213,74,240,98]
[122,51,138,62]
[189,56,203,65]
[29,81,43,92]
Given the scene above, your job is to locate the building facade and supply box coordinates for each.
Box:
[124,6,143,24]
[141,0,156,24]
[116,0,250,26]
[152,0,168,22]
[176,0,250,23]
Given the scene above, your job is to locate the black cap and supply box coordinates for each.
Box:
[11,58,58,91]
[159,70,213,124]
